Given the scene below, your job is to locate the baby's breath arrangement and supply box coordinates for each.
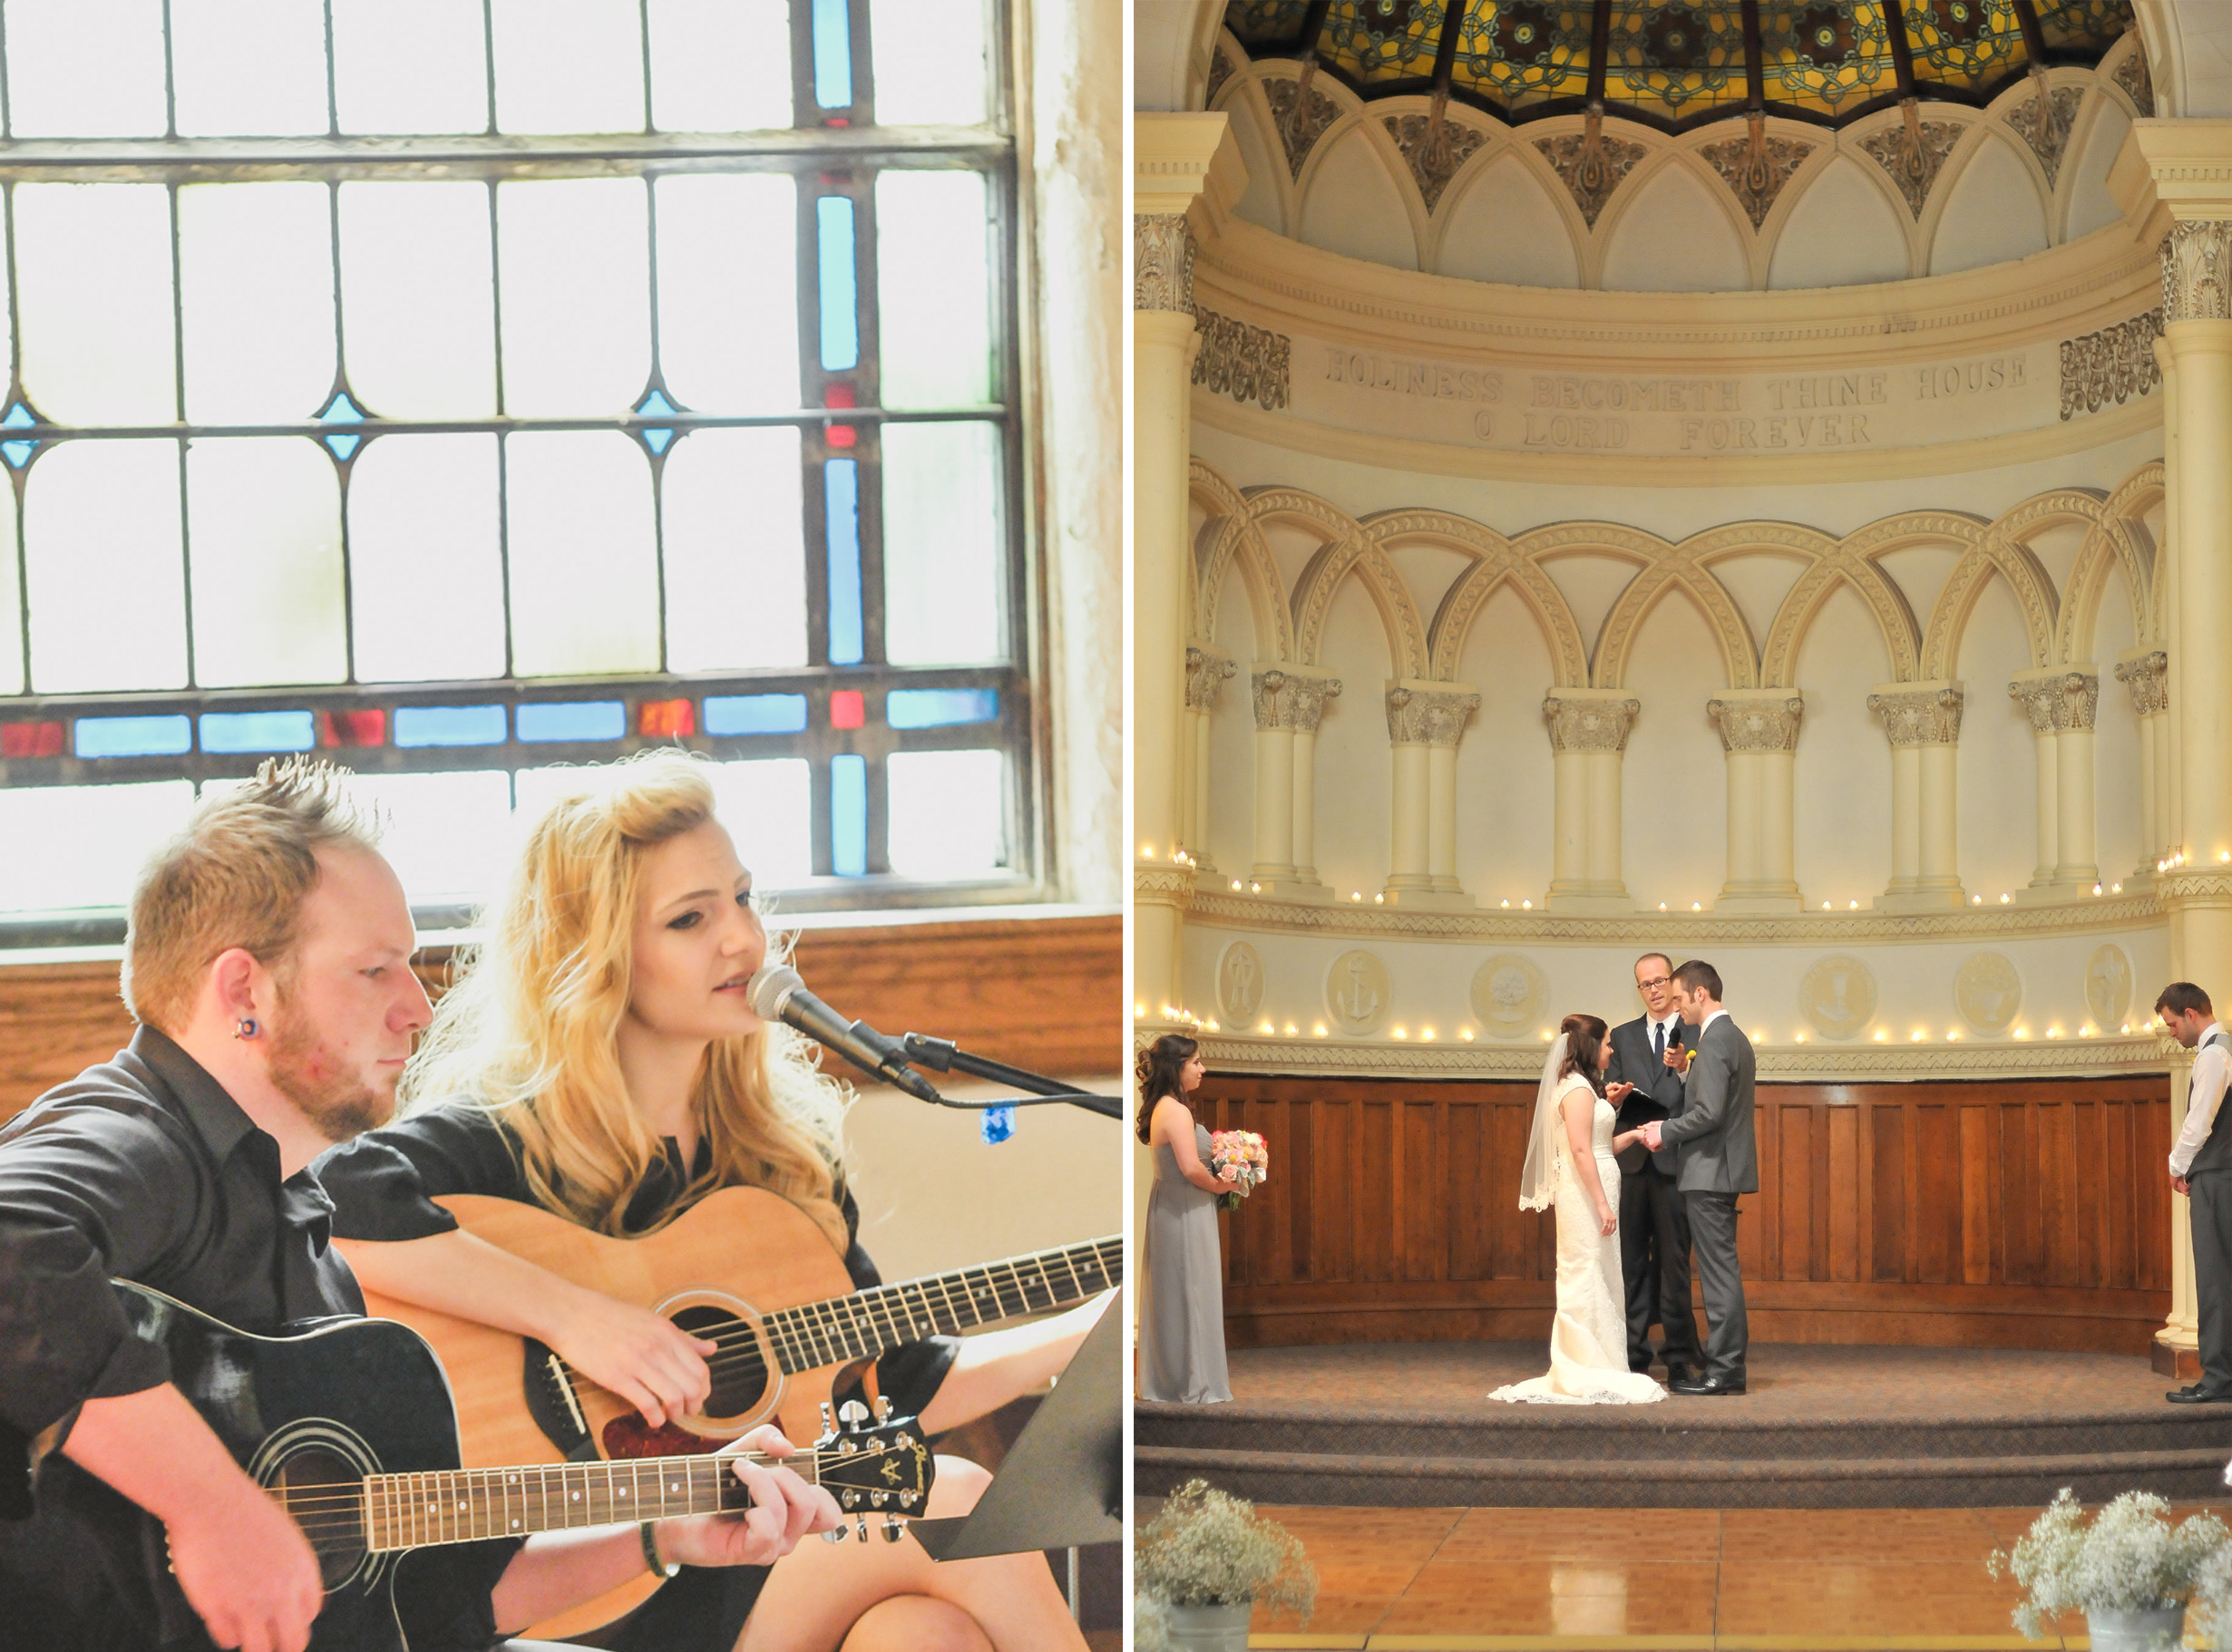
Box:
[1134,1593,1175,1652]
[1986,1489,2229,1640]
[1135,1479,1319,1617]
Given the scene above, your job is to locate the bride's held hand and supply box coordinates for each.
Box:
[1597,1204,1617,1237]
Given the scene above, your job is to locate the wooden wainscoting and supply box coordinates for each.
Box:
[1197,1072,2173,1356]
[0,911,1121,1124]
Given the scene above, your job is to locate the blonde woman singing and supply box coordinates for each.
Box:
[315,751,1104,1652]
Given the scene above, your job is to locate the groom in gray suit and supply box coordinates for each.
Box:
[1639,958,1757,1395]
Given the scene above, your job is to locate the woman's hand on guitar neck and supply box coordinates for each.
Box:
[549,1284,719,1430]
[656,1425,842,1567]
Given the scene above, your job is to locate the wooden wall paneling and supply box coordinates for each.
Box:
[1915,1103,1955,1286]
[1449,1100,1485,1281]
[1960,1105,1992,1285]
[1318,1097,1354,1282]
[1871,1104,1905,1283]
[1828,1106,1859,1283]
[1402,1097,1438,1282]
[1901,1091,1923,1285]
[1779,1103,1812,1282]
[2001,1103,2038,1286]
[1360,1097,1393,1281]
[1287,1091,1316,1282]
[2039,1100,2074,1287]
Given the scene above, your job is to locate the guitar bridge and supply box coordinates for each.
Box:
[521,1338,595,1459]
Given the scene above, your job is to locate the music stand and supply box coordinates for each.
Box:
[910,1286,1124,1574]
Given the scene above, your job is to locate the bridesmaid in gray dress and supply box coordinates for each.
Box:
[1137,1034,1233,1403]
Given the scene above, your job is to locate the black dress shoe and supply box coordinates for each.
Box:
[1665,1363,1699,1386]
[1672,1372,1746,1396]
[2168,1383,2232,1404]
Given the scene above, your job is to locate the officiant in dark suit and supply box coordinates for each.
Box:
[1603,952,1701,1382]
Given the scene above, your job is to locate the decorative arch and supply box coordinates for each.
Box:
[1358,510,1589,686]
[1525,522,1759,689]
[1189,462,1295,660]
[1905,498,2071,677]
[1700,520,1928,686]
[1260,489,1432,679]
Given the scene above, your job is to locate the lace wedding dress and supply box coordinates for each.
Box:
[1491,1075,1666,1405]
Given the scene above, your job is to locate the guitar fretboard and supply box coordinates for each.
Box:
[762,1236,1122,1376]
[360,1450,819,1551]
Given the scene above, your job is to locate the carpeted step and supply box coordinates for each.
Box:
[1133,1442,2232,1509]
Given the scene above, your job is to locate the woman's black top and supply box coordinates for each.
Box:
[316,1106,959,1652]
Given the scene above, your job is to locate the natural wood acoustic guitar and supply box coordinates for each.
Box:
[339,1188,1121,1637]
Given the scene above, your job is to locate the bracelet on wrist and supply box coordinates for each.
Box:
[640,1521,679,1579]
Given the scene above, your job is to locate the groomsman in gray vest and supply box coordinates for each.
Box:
[1639,958,1757,1395]
[2160,981,2232,1403]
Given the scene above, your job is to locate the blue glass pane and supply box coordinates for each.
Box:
[319,392,365,423]
[704,693,808,735]
[516,700,626,743]
[637,388,677,419]
[812,0,853,108]
[816,197,858,372]
[199,710,316,753]
[324,432,362,462]
[826,458,862,666]
[2,441,35,469]
[2,403,35,430]
[831,753,866,876]
[75,714,192,758]
[394,704,508,747]
[887,688,998,728]
[642,426,675,455]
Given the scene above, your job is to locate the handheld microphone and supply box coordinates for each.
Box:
[746,966,943,1103]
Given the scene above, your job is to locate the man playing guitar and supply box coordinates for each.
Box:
[0,758,839,1652]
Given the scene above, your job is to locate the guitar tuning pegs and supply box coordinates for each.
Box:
[821,1526,847,1544]
[899,1491,919,1509]
[838,1399,871,1432]
[842,1490,860,1510]
[871,1491,888,1509]
[872,1394,893,1422]
[819,1400,835,1433]
[882,1516,904,1542]
[854,1519,869,1543]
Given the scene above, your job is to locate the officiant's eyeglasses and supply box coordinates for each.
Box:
[1638,974,1672,990]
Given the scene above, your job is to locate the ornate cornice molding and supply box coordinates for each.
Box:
[1543,692,1639,754]
[1191,306,1289,411]
[2115,649,2169,717]
[1135,862,1199,909]
[2164,220,2232,325]
[1181,887,2162,947]
[2157,870,2232,909]
[1708,692,1804,754]
[1165,1028,2172,1083]
[1869,683,1965,747]
[1387,684,1479,747]
[2060,308,2162,420]
[1133,212,1194,315]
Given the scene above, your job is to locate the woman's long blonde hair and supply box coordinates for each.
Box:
[401,750,850,1249]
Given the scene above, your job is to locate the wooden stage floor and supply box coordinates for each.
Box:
[1137,1501,2227,1651]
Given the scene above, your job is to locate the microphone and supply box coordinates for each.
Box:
[747,966,943,1103]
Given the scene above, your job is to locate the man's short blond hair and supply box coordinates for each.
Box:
[122,756,384,1033]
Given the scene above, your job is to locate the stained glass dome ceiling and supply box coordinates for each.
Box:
[1222,0,2131,131]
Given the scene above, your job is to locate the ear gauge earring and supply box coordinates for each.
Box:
[234,1017,258,1040]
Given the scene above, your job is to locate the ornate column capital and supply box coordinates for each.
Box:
[1385,681,1480,747]
[1542,690,1640,754]
[1185,646,1237,712]
[1252,666,1342,732]
[2116,648,2170,716]
[1866,681,1965,747]
[2164,220,2232,325]
[1706,690,1804,753]
[2007,669,2100,734]
[1133,213,1195,315]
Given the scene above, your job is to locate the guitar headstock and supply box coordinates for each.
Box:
[811,1397,934,1544]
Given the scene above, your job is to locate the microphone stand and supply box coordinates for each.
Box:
[897,1034,1124,1120]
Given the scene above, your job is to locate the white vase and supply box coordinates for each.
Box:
[2084,1604,2186,1651]
[1163,1599,1254,1650]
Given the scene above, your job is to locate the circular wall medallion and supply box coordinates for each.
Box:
[1799,955,1877,1041]
[2086,943,2134,1032]
[1470,953,1547,1040]
[1324,948,1392,1036]
[1217,941,1266,1026]
[1954,952,2023,1035]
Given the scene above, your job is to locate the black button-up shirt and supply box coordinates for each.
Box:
[0,1025,513,1651]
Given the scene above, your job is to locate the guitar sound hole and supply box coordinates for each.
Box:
[270,1447,366,1590]
[671,1305,769,1421]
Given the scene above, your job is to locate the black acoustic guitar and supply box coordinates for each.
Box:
[20,1282,932,1651]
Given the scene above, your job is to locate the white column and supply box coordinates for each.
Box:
[1287,673,1340,891]
[2117,649,2170,883]
[1247,666,1340,898]
[1867,683,1967,910]
[1132,113,1243,1024]
[1543,689,1640,915]
[2009,672,2061,893]
[1382,680,1478,909]
[2055,672,2100,889]
[1182,647,1234,871]
[1707,690,1804,913]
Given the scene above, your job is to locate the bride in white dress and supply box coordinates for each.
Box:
[1491,1013,1667,1404]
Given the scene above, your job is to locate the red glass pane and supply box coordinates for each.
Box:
[638,698,697,738]
[830,690,865,730]
[317,709,387,748]
[1,720,63,758]
[826,423,856,449]
[823,384,856,409]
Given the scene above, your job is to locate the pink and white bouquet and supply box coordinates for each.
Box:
[1208,1130,1269,1212]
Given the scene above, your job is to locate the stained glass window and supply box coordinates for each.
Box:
[0,0,1027,934]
